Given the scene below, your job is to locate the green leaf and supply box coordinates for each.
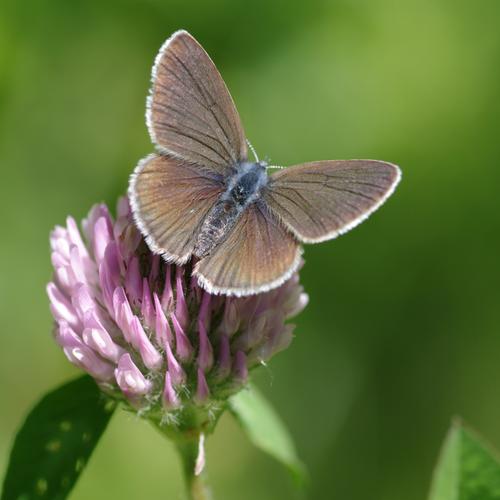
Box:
[429,418,500,500]
[2,375,116,500]
[228,385,306,485]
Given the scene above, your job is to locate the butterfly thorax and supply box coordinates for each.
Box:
[193,161,268,258]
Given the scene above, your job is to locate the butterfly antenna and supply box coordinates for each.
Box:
[246,139,259,162]
[266,164,286,170]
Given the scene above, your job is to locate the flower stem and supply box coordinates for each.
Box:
[176,435,211,500]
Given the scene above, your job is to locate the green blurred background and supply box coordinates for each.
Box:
[1,0,500,498]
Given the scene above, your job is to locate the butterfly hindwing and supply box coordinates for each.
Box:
[129,154,225,264]
[263,160,401,243]
[147,30,247,175]
[194,201,301,296]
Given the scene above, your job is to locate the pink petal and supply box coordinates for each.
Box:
[162,371,180,409]
[51,251,67,268]
[54,264,72,292]
[218,300,240,337]
[233,312,270,352]
[154,293,173,348]
[115,353,152,397]
[171,313,193,363]
[195,367,210,404]
[130,316,162,370]
[112,287,135,342]
[81,310,124,363]
[116,196,131,219]
[263,324,295,361]
[103,241,121,288]
[125,256,142,306]
[161,265,173,310]
[286,292,309,319]
[82,204,112,247]
[71,283,96,318]
[175,267,189,330]
[165,342,186,386]
[93,216,113,264]
[47,282,80,329]
[57,322,114,381]
[149,255,160,286]
[232,351,248,384]
[66,216,89,259]
[214,334,231,381]
[51,232,71,260]
[141,278,154,329]
[50,226,68,253]
[197,320,213,372]
[198,292,212,332]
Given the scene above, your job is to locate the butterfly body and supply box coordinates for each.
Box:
[129,30,401,296]
[194,160,268,257]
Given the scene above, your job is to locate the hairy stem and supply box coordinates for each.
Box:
[176,435,211,500]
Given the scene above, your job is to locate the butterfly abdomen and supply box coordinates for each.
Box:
[194,199,241,257]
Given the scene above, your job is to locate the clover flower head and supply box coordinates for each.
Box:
[47,197,308,428]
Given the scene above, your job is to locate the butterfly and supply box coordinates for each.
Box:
[129,30,401,297]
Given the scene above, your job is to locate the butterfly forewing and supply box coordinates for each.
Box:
[263,160,401,243]
[194,202,302,296]
[147,30,247,174]
[129,154,224,264]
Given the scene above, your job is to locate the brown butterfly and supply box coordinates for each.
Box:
[129,30,401,296]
